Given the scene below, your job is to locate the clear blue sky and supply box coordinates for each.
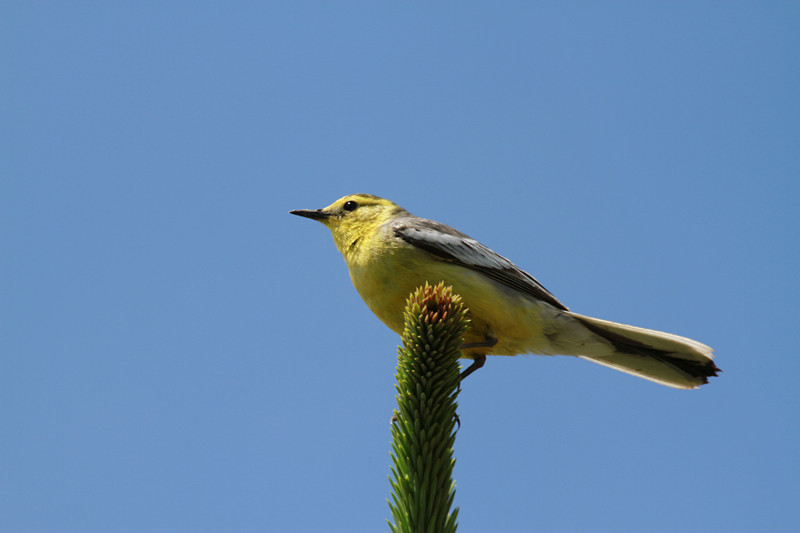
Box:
[3,3,799,533]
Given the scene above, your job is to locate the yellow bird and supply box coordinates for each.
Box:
[290,193,719,389]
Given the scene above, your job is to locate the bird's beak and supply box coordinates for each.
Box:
[289,208,332,221]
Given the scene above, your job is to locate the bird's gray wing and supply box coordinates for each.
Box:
[391,217,568,311]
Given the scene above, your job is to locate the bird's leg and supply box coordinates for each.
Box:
[459,354,486,381]
[459,335,496,381]
[460,336,497,350]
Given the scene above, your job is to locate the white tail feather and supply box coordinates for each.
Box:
[568,312,718,389]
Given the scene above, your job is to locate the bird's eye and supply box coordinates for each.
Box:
[343,200,358,212]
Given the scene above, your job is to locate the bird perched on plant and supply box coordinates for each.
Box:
[290,193,719,389]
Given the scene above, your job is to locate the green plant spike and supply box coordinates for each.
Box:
[388,282,468,533]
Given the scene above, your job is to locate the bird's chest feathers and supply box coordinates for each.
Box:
[343,238,413,333]
[345,238,398,294]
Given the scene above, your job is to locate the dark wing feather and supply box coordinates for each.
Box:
[391,217,568,311]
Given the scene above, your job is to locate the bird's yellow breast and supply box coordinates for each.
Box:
[343,234,548,357]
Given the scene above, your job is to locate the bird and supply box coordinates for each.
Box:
[290,193,719,389]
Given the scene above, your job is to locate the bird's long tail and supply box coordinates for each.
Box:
[568,312,720,389]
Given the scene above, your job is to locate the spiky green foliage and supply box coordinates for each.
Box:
[388,282,468,533]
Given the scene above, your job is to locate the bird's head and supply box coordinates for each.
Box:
[290,194,407,255]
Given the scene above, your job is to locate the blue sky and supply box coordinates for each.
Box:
[3,3,799,532]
